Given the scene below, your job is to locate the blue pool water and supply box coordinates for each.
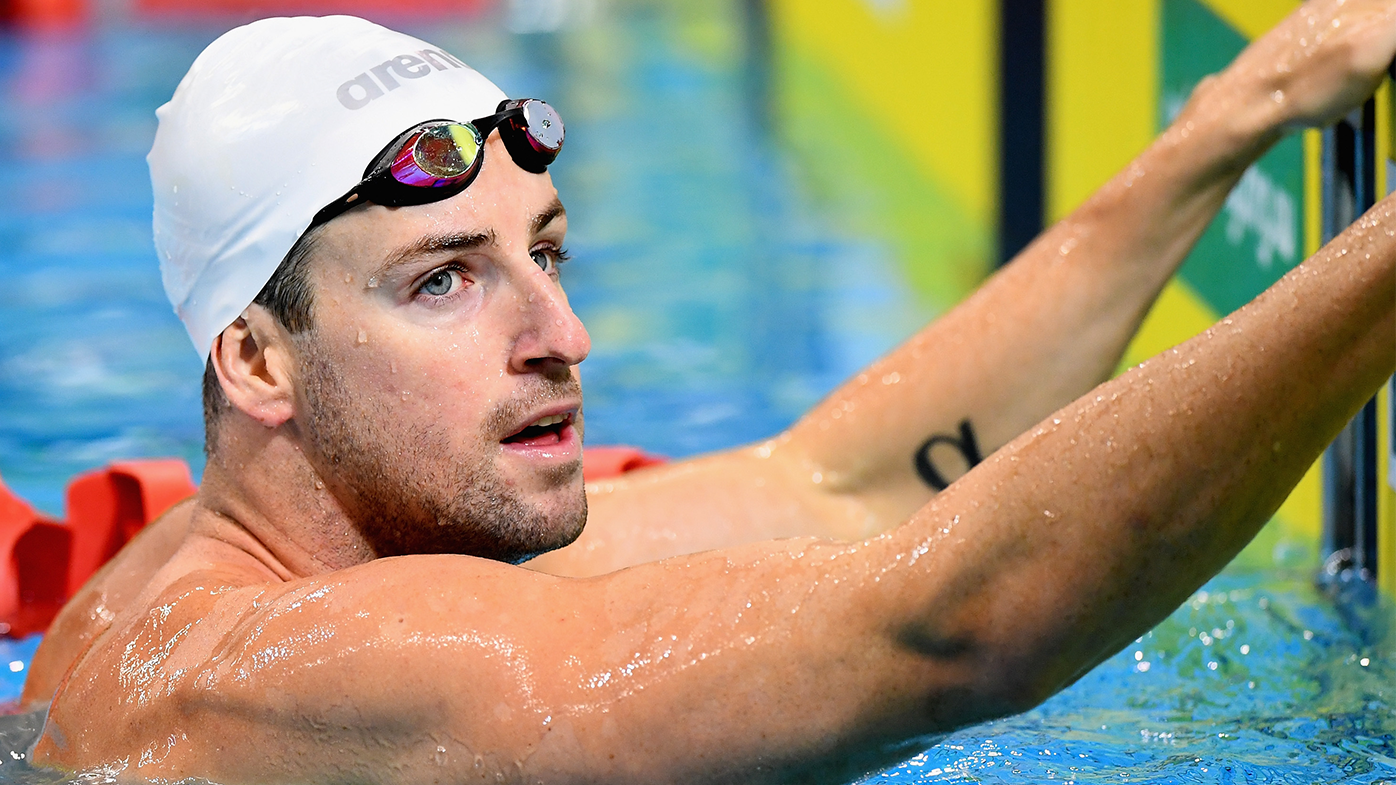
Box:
[0,4,1391,783]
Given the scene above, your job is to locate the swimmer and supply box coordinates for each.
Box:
[24,2,1396,782]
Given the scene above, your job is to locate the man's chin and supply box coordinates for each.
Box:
[502,491,588,564]
[487,461,587,563]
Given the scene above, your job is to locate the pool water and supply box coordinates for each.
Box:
[0,2,1391,783]
[869,560,1396,785]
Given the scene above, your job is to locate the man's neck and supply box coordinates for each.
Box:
[193,413,377,579]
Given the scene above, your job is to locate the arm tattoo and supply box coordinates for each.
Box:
[914,419,984,491]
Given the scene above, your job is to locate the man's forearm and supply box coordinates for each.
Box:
[783,67,1284,526]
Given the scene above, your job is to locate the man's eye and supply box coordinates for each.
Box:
[530,246,571,274]
[420,269,459,297]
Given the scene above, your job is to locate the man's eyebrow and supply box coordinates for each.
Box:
[371,230,496,279]
[367,201,564,280]
[530,199,567,236]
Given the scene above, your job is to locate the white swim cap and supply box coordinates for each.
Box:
[150,15,508,359]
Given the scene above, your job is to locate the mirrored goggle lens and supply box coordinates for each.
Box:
[520,100,564,153]
[390,123,482,187]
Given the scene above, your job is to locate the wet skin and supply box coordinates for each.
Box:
[24,0,1396,781]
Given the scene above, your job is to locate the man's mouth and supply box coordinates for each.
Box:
[501,411,575,447]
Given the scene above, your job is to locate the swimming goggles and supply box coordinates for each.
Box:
[310,98,564,227]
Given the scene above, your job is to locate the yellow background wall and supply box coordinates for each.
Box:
[771,1,996,229]
[767,0,997,310]
[1045,2,1157,223]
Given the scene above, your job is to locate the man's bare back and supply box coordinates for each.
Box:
[25,3,1396,782]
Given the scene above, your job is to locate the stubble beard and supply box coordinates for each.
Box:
[296,340,587,563]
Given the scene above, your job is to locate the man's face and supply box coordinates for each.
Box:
[291,134,591,563]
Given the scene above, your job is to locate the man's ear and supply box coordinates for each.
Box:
[209,305,299,428]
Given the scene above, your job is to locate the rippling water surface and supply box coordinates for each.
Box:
[0,3,1389,783]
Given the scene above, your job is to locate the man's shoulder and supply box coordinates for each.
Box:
[20,501,197,708]
[54,551,266,688]
[31,548,266,764]
[51,549,537,705]
[32,551,579,779]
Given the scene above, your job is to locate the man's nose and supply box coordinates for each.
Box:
[507,267,591,374]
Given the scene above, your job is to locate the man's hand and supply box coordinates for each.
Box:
[1215,0,1396,133]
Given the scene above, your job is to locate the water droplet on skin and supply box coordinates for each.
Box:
[390,361,398,374]
[1270,89,1285,104]
[344,273,354,284]
[314,480,324,490]
[401,391,411,401]
[881,371,901,385]
[528,293,536,302]
[367,276,381,289]
[356,329,368,344]
[811,472,823,484]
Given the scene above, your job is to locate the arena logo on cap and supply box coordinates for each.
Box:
[337,49,469,110]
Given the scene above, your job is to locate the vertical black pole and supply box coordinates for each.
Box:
[1320,99,1380,589]
[1353,98,1380,584]
[997,0,1046,266]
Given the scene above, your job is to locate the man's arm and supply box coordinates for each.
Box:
[40,200,1394,783]
[530,0,1396,577]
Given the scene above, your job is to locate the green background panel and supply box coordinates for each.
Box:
[1162,0,1305,315]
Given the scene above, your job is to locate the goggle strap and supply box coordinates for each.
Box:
[309,190,363,228]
